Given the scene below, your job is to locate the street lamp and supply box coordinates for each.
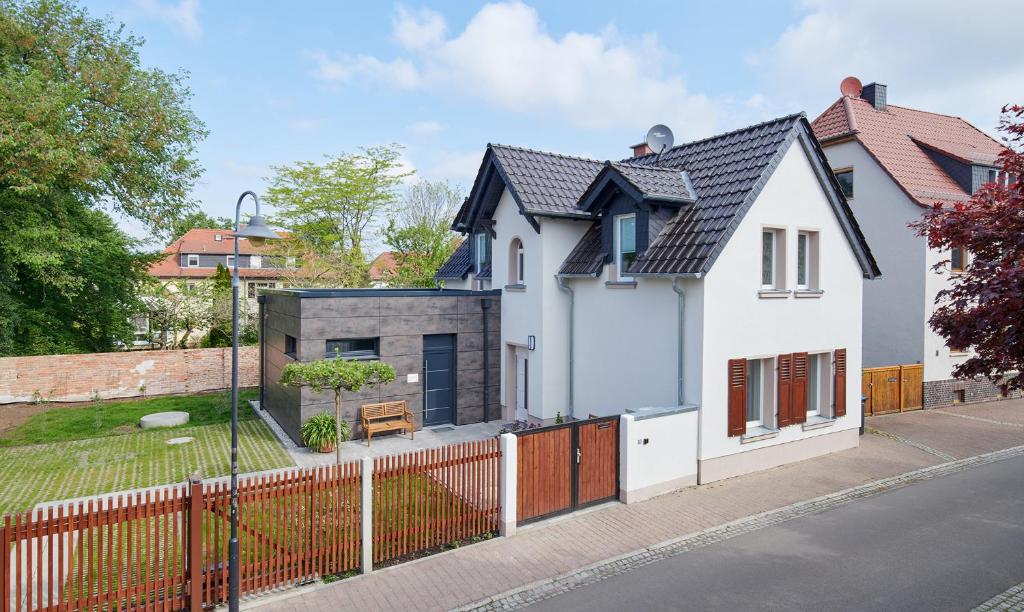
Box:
[228,190,280,612]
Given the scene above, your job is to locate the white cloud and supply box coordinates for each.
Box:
[408,120,444,136]
[133,0,201,39]
[309,2,718,137]
[428,150,484,185]
[310,51,420,89]
[755,0,1022,134]
[392,6,446,50]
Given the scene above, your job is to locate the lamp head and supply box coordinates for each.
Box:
[233,214,280,246]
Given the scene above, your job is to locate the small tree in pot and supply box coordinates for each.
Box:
[280,358,396,464]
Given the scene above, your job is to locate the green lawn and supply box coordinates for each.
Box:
[0,390,295,515]
[0,389,261,446]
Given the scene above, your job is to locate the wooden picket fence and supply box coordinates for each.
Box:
[0,439,500,611]
[372,439,500,565]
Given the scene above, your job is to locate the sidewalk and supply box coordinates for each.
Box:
[248,400,1024,612]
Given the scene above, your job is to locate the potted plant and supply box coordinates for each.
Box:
[280,357,396,464]
[301,412,350,453]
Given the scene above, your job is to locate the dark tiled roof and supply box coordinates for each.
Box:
[558,224,605,276]
[490,145,604,216]
[613,163,695,202]
[476,263,492,279]
[434,239,471,280]
[624,114,806,275]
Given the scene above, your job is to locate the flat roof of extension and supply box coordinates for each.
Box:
[261,288,502,299]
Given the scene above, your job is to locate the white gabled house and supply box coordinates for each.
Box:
[437,113,880,483]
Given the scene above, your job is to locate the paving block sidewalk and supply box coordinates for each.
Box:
[249,401,1024,612]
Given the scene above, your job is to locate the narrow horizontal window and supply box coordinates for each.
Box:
[326,337,380,360]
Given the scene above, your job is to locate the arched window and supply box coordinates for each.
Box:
[509,238,525,285]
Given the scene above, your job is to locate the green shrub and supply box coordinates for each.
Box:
[301,412,350,453]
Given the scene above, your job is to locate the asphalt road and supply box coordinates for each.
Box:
[528,455,1024,612]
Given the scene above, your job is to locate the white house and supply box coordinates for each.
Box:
[437,113,880,483]
[812,78,1010,407]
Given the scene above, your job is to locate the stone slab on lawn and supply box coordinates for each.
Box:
[140,411,190,429]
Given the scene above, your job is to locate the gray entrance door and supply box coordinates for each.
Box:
[423,334,455,426]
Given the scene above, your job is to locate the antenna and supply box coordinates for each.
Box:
[645,124,674,155]
[840,76,863,98]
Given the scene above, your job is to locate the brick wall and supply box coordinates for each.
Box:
[0,346,259,404]
[923,376,1022,409]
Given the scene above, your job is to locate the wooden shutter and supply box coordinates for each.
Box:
[777,354,793,427]
[834,348,847,417]
[727,358,747,437]
[792,352,808,424]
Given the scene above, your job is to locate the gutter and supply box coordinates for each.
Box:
[672,277,701,483]
[555,275,577,420]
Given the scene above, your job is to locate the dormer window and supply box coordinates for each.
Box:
[614,214,637,281]
[474,232,491,273]
[214,233,223,242]
[187,254,199,267]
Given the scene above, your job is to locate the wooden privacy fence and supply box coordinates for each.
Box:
[0,438,499,611]
[862,364,924,415]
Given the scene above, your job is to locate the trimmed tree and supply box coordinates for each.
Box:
[911,104,1024,391]
[279,358,396,463]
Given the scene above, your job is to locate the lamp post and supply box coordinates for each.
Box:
[229,191,280,612]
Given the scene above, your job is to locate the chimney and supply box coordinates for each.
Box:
[630,142,653,157]
[861,82,887,111]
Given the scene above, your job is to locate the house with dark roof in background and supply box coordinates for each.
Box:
[436,113,880,484]
[812,77,1012,409]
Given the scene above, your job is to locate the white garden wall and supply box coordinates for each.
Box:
[618,408,698,503]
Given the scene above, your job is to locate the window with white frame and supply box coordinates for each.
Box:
[761,228,786,289]
[806,352,832,418]
[797,230,819,290]
[614,214,637,281]
[475,232,491,273]
[187,254,199,267]
[247,281,275,298]
[226,255,235,268]
[746,359,763,428]
[508,238,525,285]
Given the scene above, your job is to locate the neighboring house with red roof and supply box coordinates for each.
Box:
[812,78,1010,408]
[368,251,397,287]
[149,228,296,298]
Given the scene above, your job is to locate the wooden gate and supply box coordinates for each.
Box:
[515,416,619,523]
[862,364,924,415]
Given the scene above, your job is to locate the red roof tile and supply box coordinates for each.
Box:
[812,95,1006,207]
[368,252,397,281]
[148,228,290,279]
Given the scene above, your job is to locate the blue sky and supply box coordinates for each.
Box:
[84,1,1023,248]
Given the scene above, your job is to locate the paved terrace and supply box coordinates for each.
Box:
[248,399,1024,612]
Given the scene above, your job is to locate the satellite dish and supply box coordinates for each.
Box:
[645,124,674,154]
[840,76,863,98]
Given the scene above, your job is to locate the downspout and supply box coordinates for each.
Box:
[672,277,700,482]
[481,297,492,422]
[556,276,575,420]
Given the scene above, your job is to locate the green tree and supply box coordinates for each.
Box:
[265,145,412,286]
[279,358,396,464]
[383,180,463,287]
[0,0,206,355]
[170,211,233,242]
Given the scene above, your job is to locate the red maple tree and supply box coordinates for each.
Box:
[912,105,1024,390]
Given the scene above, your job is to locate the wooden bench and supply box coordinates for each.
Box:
[360,400,415,446]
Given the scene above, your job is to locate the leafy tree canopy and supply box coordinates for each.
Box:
[383,179,464,287]
[912,104,1024,390]
[0,0,206,355]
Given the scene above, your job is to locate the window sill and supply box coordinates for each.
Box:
[741,426,779,444]
[794,289,824,299]
[950,352,969,358]
[802,415,836,431]
[504,284,527,293]
[757,289,791,299]
[605,281,638,289]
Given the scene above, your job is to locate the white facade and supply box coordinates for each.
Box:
[820,140,967,382]
[486,138,868,482]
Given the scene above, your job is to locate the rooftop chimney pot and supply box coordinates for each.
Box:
[630,142,653,157]
[861,82,887,111]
